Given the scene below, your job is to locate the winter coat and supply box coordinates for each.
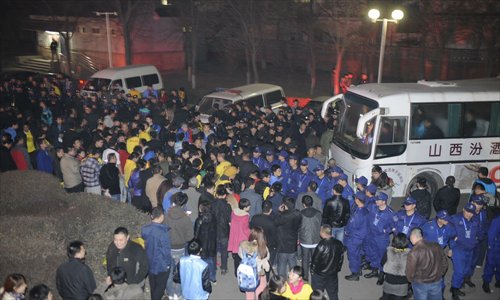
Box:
[212,198,232,241]
[310,237,344,276]
[299,207,322,245]
[105,241,149,284]
[411,188,432,219]
[60,153,82,188]
[99,163,120,195]
[433,185,460,215]
[275,208,302,253]
[141,222,172,275]
[194,212,217,258]
[165,206,194,249]
[94,282,145,300]
[56,258,97,300]
[322,195,350,228]
[174,255,212,300]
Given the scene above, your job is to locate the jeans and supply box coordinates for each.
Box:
[276,252,297,278]
[167,248,185,297]
[203,257,217,282]
[332,227,345,243]
[84,185,101,195]
[149,269,169,300]
[311,272,339,300]
[300,246,315,281]
[110,194,121,201]
[412,280,442,300]
[217,238,229,271]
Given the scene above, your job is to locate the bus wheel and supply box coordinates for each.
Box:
[406,172,443,197]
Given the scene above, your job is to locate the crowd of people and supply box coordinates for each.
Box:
[0,73,499,300]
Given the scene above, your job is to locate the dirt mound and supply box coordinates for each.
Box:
[0,170,150,294]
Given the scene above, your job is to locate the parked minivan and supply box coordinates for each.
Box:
[197,83,285,122]
[82,64,163,95]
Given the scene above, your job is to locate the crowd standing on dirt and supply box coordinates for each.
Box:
[0,73,499,300]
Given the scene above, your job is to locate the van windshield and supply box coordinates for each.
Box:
[198,97,232,115]
[84,78,111,92]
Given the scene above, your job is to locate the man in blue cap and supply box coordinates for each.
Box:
[344,192,370,281]
[355,176,368,193]
[328,165,343,186]
[338,173,355,207]
[313,164,331,206]
[422,210,454,295]
[393,197,426,238]
[482,213,500,294]
[262,149,277,171]
[448,202,482,300]
[290,159,313,198]
[466,195,489,284]
[282,154,299,195]
[422,210,453,249]
[251,147,266,171]
[277,150,290,176]
[364,192,395,280]
[364,184,378,210]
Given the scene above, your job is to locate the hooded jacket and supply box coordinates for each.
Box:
[165,205,194,249]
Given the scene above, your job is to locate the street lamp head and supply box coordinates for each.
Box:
[391,9,404,21]
[368,9,380,21]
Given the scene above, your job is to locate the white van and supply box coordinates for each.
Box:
[197,83,285,122]
[82,64,163,95]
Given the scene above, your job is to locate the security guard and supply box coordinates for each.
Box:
[338,173,355,207]
[448,203,481,300]
[482,214,500,293]
[422,210,454,294]
[467,195,489,283]
[290,159,314,197]
[251,147,266,171]
[393,197,426,237]
[364,184,378,210]
[364,192,395,279]
[422,210,453,249]
[313,164,331,205]
[344,192,370,281]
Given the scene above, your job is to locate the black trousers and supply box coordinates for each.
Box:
[65,182,84,193]
[311,272,339,300]
[149,270,169,300]
[232,253,242,277]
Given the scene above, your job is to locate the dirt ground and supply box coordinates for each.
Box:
[0,170,149,296]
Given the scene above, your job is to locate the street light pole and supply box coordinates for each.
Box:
[95,11,118,68]
[377,18,388,84]
[368,9,404,84]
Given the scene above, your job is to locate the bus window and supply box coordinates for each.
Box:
[410,103,447,139]
[463,102,498,137]
[376,117,407,158]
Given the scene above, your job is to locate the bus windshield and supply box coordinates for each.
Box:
[334,92,378,159]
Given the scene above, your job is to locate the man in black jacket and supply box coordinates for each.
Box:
[56,241,97,300]
[211,185,232,275]
[322,184,350,243]
[250,201,278,266]
[106,227,149,285]
[433,176,460,215]
[275,197,302,277]
[311,225,344,300]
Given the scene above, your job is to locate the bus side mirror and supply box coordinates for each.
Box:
[356,108,380,138]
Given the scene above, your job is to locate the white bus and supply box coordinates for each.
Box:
[326,77,500,197]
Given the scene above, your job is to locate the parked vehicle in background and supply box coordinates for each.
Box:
[196,83,285,122]
[325,78,500,197]
[82,64,163,95]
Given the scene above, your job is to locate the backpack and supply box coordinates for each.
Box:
[237,250,260,292]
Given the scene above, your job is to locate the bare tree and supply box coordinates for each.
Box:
[114,0,142,65]
[317,0,366,94]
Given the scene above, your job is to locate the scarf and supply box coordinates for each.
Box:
[289,279,305,294]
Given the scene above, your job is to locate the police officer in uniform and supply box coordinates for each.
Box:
[467,195,489,283]
[364,192,395,280]
[393,197,426,238]
[482,214,500,293]
[448,203,481,300]
[344,192,369,281]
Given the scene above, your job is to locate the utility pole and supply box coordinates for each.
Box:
[95,11,118,68]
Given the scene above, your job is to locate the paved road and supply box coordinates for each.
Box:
[209,195,498,300]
